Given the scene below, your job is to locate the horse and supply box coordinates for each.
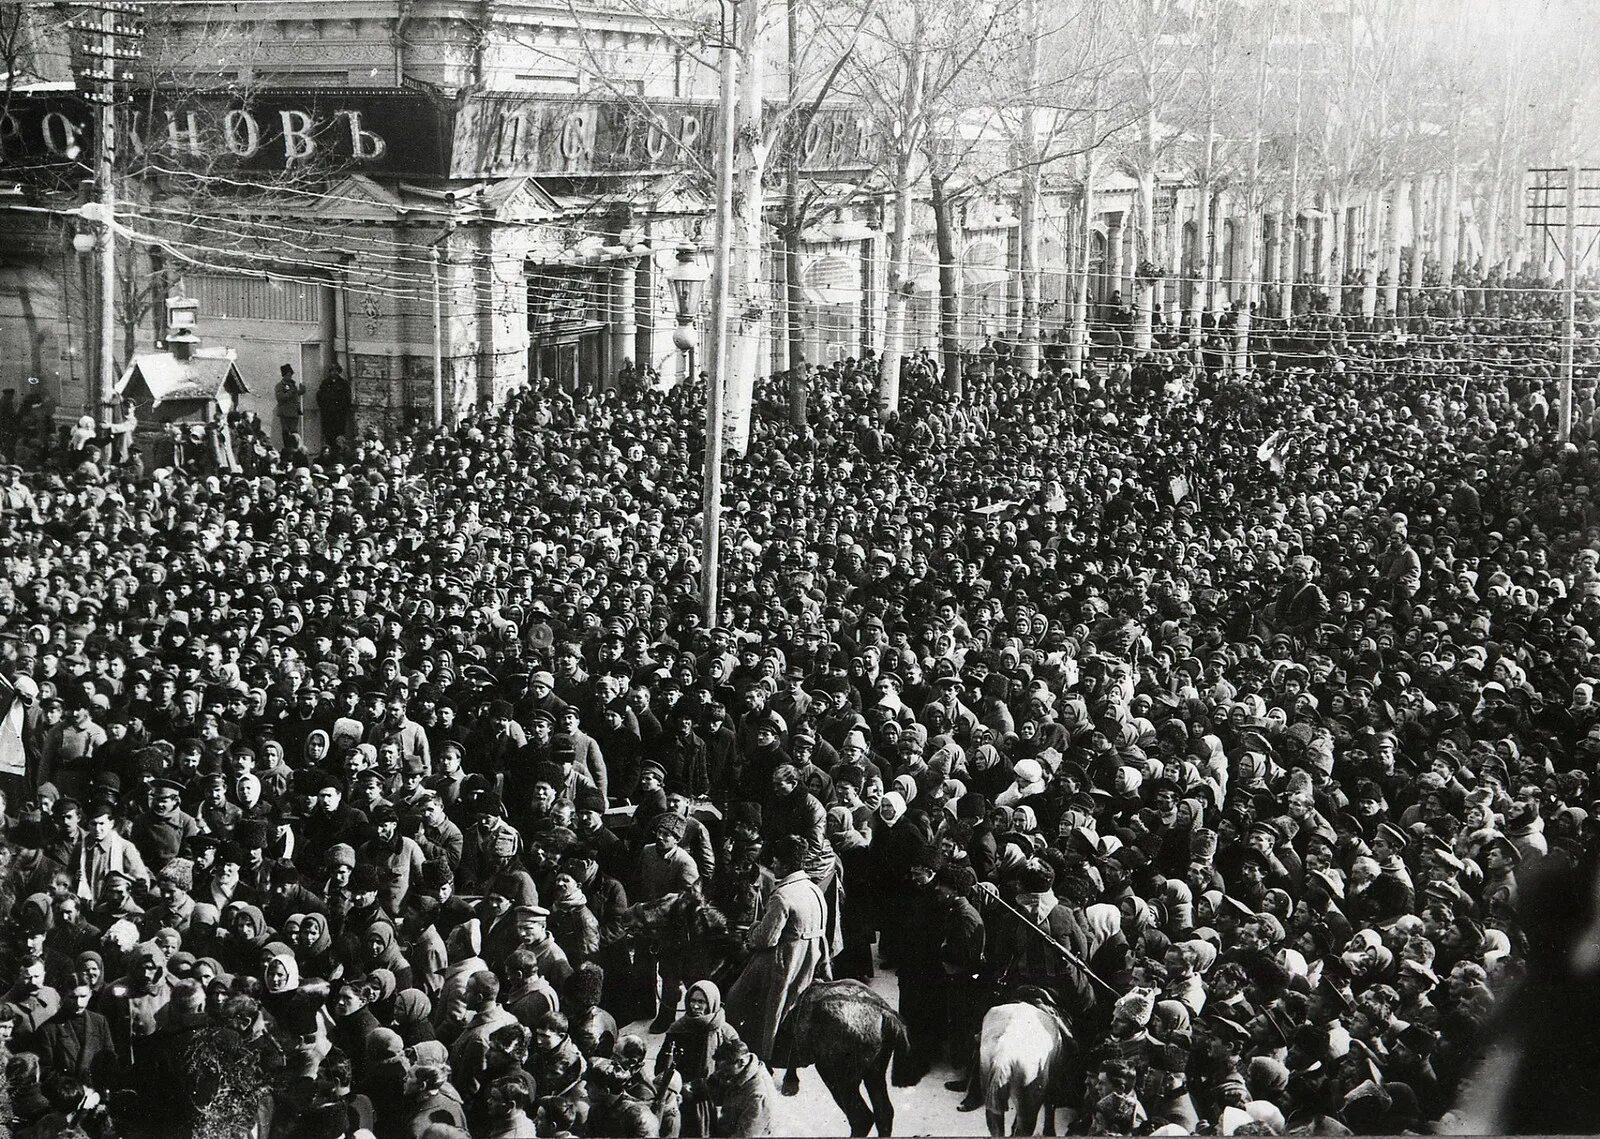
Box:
[977,989,1077,1137]
[772,979,916,1136]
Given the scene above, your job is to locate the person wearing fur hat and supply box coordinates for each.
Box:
[983,857,1095,1020]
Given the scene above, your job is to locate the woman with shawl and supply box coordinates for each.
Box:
[869,791,931,970]
[1084,902,1134,992]
[219,901,271,975]
[656,980,742,1138]
[360,919,415,992]
[75,949,108,1014]
[393,987,438,1046]
[303,729,332,767]
[367,967,400,1023]
[260,941,303,1027]
[293,910,343,983]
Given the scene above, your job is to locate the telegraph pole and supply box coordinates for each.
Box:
[96,4,116,430]
[703,0,740,628]
[1528,163,1598,444]
[71,4,143,428]
[1563,162,1579,442]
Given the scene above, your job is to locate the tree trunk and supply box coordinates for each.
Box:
[932,174,962,394]
[782,0,805,427]
[1362,188,1380,318]
[1442,159,1460,281]
[880,32,926,416]
[1327,192,1344,313]
[724,0,765,456]
[1408,175,1425,312]
[1384,178,1403,316]
[1015,0,1042,375]
[1134,168,1155,351]
[783,222,806,426]
[1069,159,1095,376]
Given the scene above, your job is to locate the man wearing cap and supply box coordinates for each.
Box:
[409,790,464,872]
[725,833,828,1067]
[380,689,432,778]
[512,904,572,990]
[360,802,427,915]
[298,776,368,872]
[555,704,609,804]
[129,778,202,872]
[982,858,1094,1019]
[69,801,148,904]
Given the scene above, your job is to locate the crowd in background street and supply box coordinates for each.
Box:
[0,282,1597,1138]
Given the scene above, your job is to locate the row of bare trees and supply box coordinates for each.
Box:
[582,0,1600,421]
[8,0,1600,420]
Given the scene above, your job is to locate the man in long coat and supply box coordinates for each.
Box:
[725,834,828,1064]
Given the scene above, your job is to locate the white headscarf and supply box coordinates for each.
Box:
[1085,903,1123,955]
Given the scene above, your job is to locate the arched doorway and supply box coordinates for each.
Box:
[1089,230,1109,304]
[961,238,1008,343]
[800,254,862,364]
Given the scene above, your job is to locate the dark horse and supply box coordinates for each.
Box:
[772,979,917,1136]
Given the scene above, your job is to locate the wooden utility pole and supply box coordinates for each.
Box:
[1015,0,1043,376]
[703,14,740,627]
[1562,162,1578,442]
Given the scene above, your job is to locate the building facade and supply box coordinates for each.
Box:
[0,1,1503,441]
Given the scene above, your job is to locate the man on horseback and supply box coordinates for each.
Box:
[981,859,1095,1019]
[957,858,1095,1117]
[725,835,829,1073]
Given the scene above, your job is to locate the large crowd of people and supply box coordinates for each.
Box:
[0,290,1596,1139]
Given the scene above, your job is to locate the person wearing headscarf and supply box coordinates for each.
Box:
[292,909,343,984]
[359,919,416,992]
[658,979,743,1138]
[219,900,271,976]
[868,790,930,970]
[1085,901,1134,991]
[393,987,438,1047]
[259,940,303,1027]
[360,1025,411,1134]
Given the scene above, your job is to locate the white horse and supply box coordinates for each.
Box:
[977,998,1075,1136]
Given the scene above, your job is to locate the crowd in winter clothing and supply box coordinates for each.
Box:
[0,296,1597,1138]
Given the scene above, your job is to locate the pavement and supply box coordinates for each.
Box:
[621,966,988,1137]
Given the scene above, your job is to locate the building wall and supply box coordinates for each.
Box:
[144,1,713,99]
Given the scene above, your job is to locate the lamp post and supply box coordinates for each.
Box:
[665,247,720,626]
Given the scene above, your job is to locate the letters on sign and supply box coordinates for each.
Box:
[0,91,440,177]
[0,90,876,181]
[451,96,877,179]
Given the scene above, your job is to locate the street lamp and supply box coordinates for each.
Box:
[664,245,721,626]
[666,246,710,356]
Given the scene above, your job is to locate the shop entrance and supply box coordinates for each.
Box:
[534,327,606,392]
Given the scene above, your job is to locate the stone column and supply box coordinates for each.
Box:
[633,254,657,380]
[609,257,638,390]
[1107,212,1126,304]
